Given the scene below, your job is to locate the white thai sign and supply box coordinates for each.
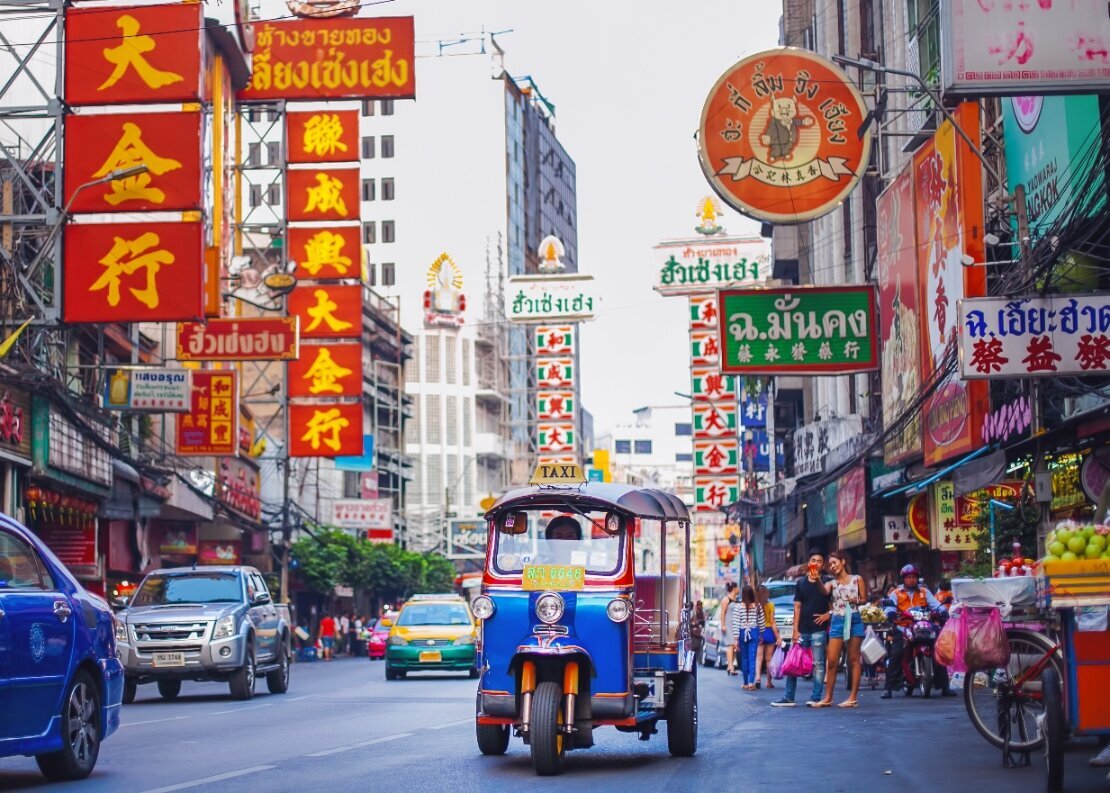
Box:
[958,294,1110,379]
[653,235,771,296]
[332,498,392,530]
[507,274,598,323]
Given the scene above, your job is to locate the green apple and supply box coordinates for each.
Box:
[1083,526,1096,540]
[1057,529,1074,546]
[1068,536,1088,554]
[1088,535,1107,553]
[1085,543,1102,559]
[1061,551,1079,561]
[1048,541,1066,557]
[1047,531,1057,546]
[1045,554,1061,562]
[1103,550,1110,560]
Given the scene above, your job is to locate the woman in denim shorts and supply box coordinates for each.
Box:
[813,550,867,708]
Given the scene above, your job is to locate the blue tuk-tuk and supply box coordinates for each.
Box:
[471,464,697,775]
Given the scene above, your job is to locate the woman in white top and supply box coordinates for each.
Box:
[813,550,867,708]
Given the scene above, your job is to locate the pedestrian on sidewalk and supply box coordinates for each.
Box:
[754,585,782,689]
[691,600,707,660]
[318,612,336,661]
[337,613,350,655]
[771,551,831,708]
[731,585,765,691]
[721,582,739,676]
[813,550,866,708]
[346,612,358,656]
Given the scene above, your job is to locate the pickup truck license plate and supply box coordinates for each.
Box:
[418,650,441,663]
[153,652,186,668]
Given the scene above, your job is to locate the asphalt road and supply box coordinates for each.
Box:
[1,657,1107,792]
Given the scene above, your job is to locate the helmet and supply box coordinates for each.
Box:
[900,564,920,579]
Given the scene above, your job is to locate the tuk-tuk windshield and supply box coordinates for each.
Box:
[492,509,624,577]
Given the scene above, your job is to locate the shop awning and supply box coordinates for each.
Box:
[881,445,994,498]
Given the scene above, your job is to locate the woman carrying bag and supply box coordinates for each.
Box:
[812,550,867,708]
[754,584,783,689]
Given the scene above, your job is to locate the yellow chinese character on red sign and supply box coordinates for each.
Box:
[304,289,353,334]
[89,231,173,309]
[301,230,352,276]
[98,15,184,91]
[94,121,182,206]
[304,173,347,216]
[303,348,354,395]
[302,114,348,158]
[300,407,350,452]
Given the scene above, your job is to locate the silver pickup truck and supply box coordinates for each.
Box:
[115,565,292,702]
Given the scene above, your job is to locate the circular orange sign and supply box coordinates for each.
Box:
[697,48,872,224]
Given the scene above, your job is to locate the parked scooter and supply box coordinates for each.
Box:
[899,606,945,697]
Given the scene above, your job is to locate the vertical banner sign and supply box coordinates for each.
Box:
[928,479,977,551]
[64,112,203,213]
[287,285,363,339]
[64,222,204,323]
[877,163,923,464]
[914,103,989,466]
[286,167,360,221]
[65,3,205,105]
[288,226,361,280]
[286,110,360,164]
[288,342,363,397]
[177,370,239,456]
[837,465,867,548]
[289,401,364,457]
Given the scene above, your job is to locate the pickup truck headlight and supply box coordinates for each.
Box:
[453,635,475,646]
[213,615,236,640]
[114,618,128,643]
[387,635,408,646]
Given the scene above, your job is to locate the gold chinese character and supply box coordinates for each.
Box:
[300,230,352,276]
[302,114,348,158]
[303,289,353,333]
[94,122,182,206]
[300,407,350,452]
[304,173,347,216]
[303,347,354,394]
[88,231,173,309]
[98,14,184,91]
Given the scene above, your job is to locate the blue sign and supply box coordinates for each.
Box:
[740,392,767,427]
[745,430,784,470]
[335,434,375,471]
[587,468,604,482]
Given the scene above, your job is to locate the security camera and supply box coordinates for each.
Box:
[960,254,975,267]
[983,233,1001,246]
[228,256,252,276]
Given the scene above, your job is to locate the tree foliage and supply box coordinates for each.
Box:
[958,488,1041,578]
[291,529,458,600]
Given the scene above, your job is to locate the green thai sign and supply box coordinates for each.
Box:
[718,286,878,375]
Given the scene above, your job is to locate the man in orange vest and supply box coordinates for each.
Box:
[881,565,953,698]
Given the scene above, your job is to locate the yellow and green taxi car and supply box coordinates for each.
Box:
[385,594,478,680]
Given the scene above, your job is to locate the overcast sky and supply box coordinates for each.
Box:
[389,0,782,435]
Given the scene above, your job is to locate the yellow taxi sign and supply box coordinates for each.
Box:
[529,462,587,486]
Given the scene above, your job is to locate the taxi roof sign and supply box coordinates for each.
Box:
[529,462,588,487]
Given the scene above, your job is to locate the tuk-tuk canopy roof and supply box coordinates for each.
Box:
[485,482,690,522]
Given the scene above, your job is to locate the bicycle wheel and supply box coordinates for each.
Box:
[963,628,1063,752]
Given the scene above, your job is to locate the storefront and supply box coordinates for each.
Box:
[0,384,32,518]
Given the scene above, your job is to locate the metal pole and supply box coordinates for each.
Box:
[988,499,1014,573]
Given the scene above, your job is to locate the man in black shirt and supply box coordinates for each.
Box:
[771,551,832,707]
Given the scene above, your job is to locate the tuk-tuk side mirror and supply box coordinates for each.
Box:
[499,511,529,535]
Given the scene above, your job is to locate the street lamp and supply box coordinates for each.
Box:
[23,164,151,286]
[830,54,1004,189]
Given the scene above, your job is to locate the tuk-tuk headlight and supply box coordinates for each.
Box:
[535,592,564,624]
[471,595,495,620]
[606,598,631,623]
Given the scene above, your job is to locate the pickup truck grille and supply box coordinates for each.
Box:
[133,622,210,642]
[409,638,453,647]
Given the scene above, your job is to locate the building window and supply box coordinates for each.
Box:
[382,220,395,243]
[362,136,375,159]
[361,99,375,116]
[381,135,395,158]
[425,334,439,380]
[675,452,693,463]
[381,177,395,200]
[365,262,376,286]
[614,440,631,454]
[463,398,472,446]
[362,179,375,201]
[634,440,653,455]
[362,221,376,244]
[425,455,441,502]
[446,395,458,444]
[445,335,457,384]
[425,394,441,443]
[381,99,394,116]
[265,183,280,206]
[462,339,471,386]
[381,262,395,287]
[248,184,262,208]
[266,141,280,165]
[675,422,692,436]
[404,344,419,383]
[246,142,261,167]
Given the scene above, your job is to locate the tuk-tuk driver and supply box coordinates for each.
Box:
[543,516,582,564]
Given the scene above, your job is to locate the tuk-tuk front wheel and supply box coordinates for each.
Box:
[530,681,566,775]
[476,722,510,756]
[666,672,697,757]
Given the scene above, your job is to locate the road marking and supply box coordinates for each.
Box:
[140,765,276,793]
[209,703,274,715]
[428,718,471,730]
[285,695,313,701]
[305,732,411,757]
[121,716,189,728]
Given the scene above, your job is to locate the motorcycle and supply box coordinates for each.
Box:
[899,607,945,698]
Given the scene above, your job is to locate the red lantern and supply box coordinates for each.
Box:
[717,544,738,563]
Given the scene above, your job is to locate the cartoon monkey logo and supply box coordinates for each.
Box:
[760,97,815,164]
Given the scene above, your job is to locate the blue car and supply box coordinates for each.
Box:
[0,512,123,780]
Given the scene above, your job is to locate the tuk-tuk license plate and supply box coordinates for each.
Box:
[153,652,185,668]
[522,564,585,591]
[418,650,442,663]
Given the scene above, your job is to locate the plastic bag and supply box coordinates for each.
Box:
[780,642,813,677]
[936,610,969,674]
[769,645,786,679]
[861,626,887,666]
[963,607,1010,671]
